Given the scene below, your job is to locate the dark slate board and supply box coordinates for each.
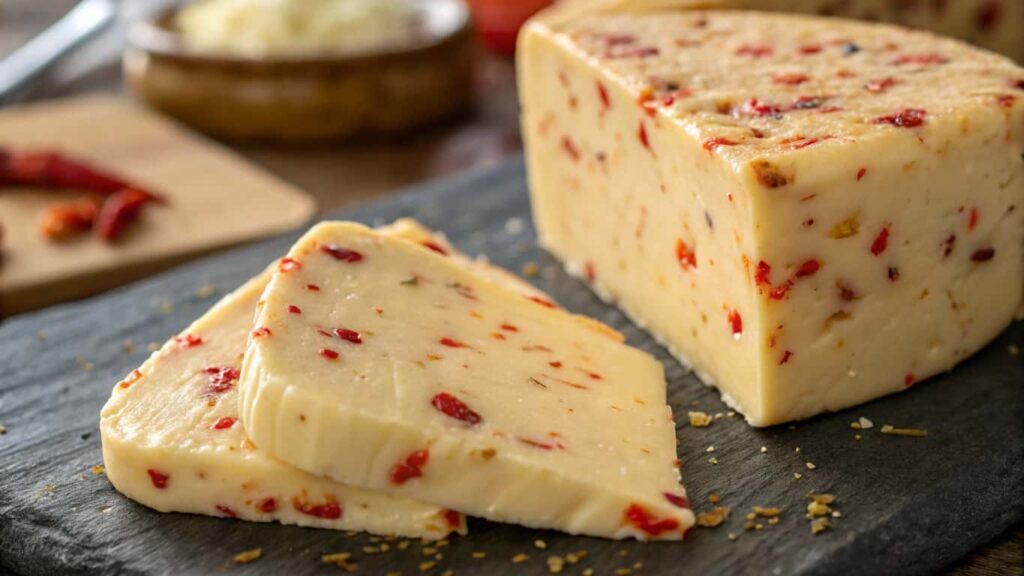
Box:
[1,157,1022,576]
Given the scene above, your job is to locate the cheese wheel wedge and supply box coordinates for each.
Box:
[100,225,470,539]
[239,221,693,540]
[519,9,1024,425]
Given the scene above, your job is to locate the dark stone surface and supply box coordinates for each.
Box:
[1,157,1021,576]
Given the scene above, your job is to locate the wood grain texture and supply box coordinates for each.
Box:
[1,158,1021,576]
[0,97,316,315]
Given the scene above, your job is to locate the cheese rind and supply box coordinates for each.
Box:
[239,221,693,540]
[100,235,468,539]
[519,9,1024,425]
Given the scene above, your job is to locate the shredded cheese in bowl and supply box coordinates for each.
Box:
[176,0,417,57]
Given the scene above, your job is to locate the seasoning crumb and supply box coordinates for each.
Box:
[810,518,831,534]
[522,262,540,277]
[534,539,548,550]
[688,411,713,427]
[880,425,928,437]
[696,506,730,527]
[547,555,565,574]
[708,456,719,465]
[195,283,218,299]
[122,340,136,354]
[512,553,530,564]
[91,464,104,475]
[36,330,48,341]
[233,548,262,564]
[709,494,720,503]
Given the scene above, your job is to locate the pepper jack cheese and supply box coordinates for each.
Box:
[100,226,469,539]
[239,222,694,540]
[520,9,1024,425]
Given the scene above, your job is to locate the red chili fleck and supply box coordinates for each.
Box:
[874,108,927,128]
[664,493,690,509]
[773,73,810,85]
[288,305,302,315]
[251,327,271,338]
[431,392,482,425]
[306,283,320,292]
[500,323,518,332]
[119,369,143,389]
[319,348,339,360]
[443,509,461,530]
[320,244,363,263]
[892,53,949,66]
[728,309,743,336]
[741,98,784,118]
[335,328,362,344]
[675,239,697,270]
[796,259,821,278]
[799,44,822,55]
[865,77,900,93]
[603,34,636,46]
[625,503,680,537]
[561,136,580,161]
[871,226,890,256]
[528,295,557,309]
[518,437,564,451]
[755,260,772,288]
[971,247,996,262]
[421,241,449,256]
[278,257,302,273]
[597,81,611,111]
[204,366,240,393]
[213,417,237,430]
[294,499,342,519]
[215,504,237,518]
[736,44,773,58]
[147,469,169,489]
[258,498,277,513]
[389,450,430,485]
[638,122,651,151]
[440,337,471,349]
[857,168,867,181]
[781,136,831,150]
[174,334,204,348]
[769,281,794,301]
[968,208,979,232]
[703,137,738,152]
[580,369,603,381]
[583,261,597,282]
[904,373,916,387]
[780,350,794,365]
[549,361,563,368]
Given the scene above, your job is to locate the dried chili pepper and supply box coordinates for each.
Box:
[0,148,146,196]
[94,187,156,242]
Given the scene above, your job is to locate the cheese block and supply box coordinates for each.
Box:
[556,0,1024,62]
[238,221,694,540]
[519,9,1024,425]
[99,230,471,539]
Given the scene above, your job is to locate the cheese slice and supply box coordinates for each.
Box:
[557,0,1024,62]
[519,8,1024,425]
[100,227,470,539]
[239,221,693,540]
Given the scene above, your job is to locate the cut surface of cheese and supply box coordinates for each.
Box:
[100,229,469,539]
[239,221,693,540]
[519,9,1024,425]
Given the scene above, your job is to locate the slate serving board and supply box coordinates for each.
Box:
[0,157,1021,576]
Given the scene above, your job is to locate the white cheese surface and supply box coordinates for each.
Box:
[239,222,693,540]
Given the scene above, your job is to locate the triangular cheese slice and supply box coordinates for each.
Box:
[100,226,471,539]
[239,221,694,539]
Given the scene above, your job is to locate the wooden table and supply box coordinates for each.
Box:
[1,2,1020,574]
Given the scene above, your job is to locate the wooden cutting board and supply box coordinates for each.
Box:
[0,97,316,317]
[0,158,1020,576]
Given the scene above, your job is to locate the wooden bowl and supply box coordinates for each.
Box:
[124,0,473,143]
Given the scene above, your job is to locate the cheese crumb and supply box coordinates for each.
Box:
[696,506,730,527]
[805,462,817,470]
[0,424,6,435]
[760,446,767,454]
[583,569,595,576]
[547,556,566,574]
[419,561,437,572]
[688,411,713,427]
[471,552,486,559]
[810,518,831,534]
[708,456,719,465]
[534,539,548,550]
[858,417,874,429]
[727,532,737,541]
[233,548,262,564]
[91,464,104,475]
[706,445,715,453]
[793,473,803,480]
[880,425,928,437]
[512,553,530,564]
[522,262,540,277]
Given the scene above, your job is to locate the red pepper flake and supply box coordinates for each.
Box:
[583,261,597,282]
[606,46,660,59]
[741,98,784,118]
[204,366,240,394]
[213,417,237,430]
[597,81,611,112]
[736,44,773,58]
[799,44,822,55]
[523,344,553,353]
[728,309,743,337]
[664,493,690,509]
[389,449,430,485]
[638,122,651,151]
[118,369,143,389]
[258,498,277,513]
[874,108,926,128]
[942,234,957,258]
[755,260,772,288]
[500,323,519,332]
[251,327,272,338]
[39,198,99,241]
[213,504,237,518]
[703,137,738,152]
[865,77,900,93]
[278,257,302,273]
[443,509,461,530]
[306,283,320,292]
[773,73,810,85]
[780,350,794,365]
[287,305,302,315]
[904,372,916,387]
[603,34,636,46]
[293,498,342,519]
[769,282,793,301]
[624,503,680,537]
[549,361,563,368]
[870,226,890,256]
[579,369,603,381]
[320,244,363,263]
[527,295,557,309]
[892,53,949,66]
[174,334,204,349]
[675,239,698,270]
[971,247,996,262]
[319,348,339,360]
[335,328,362,344]
[431,392,483,425]
[518,437,564,451]
[857,168,867,181]
[976,0,1001,30]
[795,259,821,278]
[147,469,169,489]
[421,241,449,256]
[780,136,831,150]
[967,208,979,232]
[440,337,471,349]
[560,136,581,163]
[996,94,1016,108]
